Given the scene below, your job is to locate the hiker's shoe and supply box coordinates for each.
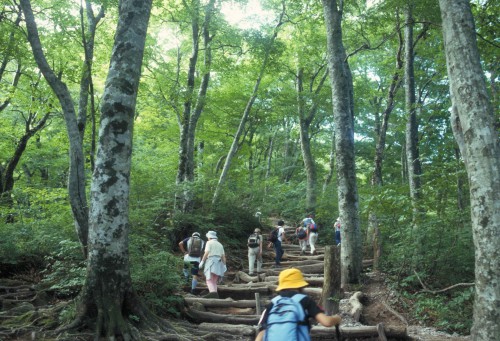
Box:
[249,273,254,276]
[300,250,305,255]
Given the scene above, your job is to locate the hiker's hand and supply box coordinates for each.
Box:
[199,261,204,268]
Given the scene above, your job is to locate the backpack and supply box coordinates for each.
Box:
[248,233,260,248]
[188,237,203,257]
[297,228,307,240]
[264,294,309,341]
[309,223,318,232]
[268,229,279,243]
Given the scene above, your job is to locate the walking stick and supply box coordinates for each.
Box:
[335,324,341,341]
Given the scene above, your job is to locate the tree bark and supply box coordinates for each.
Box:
[78,1,105,171]
[68,1,167,339]
[321,0,362,286]
[321,245,341,315]
[296,66,328,213]
[439,1,500,340]
[404,3,423,234]
[20,0,89,257]
[176,0,215,213]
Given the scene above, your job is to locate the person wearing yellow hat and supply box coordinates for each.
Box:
[255,268,341,341]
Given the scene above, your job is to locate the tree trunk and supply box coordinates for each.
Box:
[368,23,403,264]
[439,1,500,340]
[404,3,423,233]
[68,1,167,338]
[212,7,284,206]
[321,0,362,286]
[20,0,89,257]
[78,1,105,171]
[296,66,328,213]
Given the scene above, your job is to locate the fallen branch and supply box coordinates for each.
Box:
[414,270,474,294]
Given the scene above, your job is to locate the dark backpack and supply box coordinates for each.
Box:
[297,228,307,240]
[264,294,309,341]
[309,223,318,232]
[248,233,260,248]
[188,237,203,257]
[268,229,279,243]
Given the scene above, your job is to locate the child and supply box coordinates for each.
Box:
[255,268,341,340]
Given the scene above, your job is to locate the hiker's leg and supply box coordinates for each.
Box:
[207,273,219,292]
[191,262,200,292]
[248,248,256,274]
[309,232,318,254]
[275,241,283,264]
[257,253,263,272]
[183,262,190,283]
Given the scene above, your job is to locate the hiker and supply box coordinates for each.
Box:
[199,230,227,298]
[248,228,263,275]
[302,213,315,227]
[268,220,287,267]
[334,217,341,245]
[178,232,205,294]
[255,268,342,341]
[295,224,308,255]
[308,220,319,255]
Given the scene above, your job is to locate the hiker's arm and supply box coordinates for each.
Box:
[178,241,186,254]
[315,312,341,327]
[255,330,264,341]
[199,250,209,267]
[221,254,226,264]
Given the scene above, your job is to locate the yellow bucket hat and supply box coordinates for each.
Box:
[276,268,309,291]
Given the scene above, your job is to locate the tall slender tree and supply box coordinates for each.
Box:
[439,1,500,340]
[321,0,362,286]
[20,0,89,256]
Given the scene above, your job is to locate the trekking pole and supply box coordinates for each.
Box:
[335,324,341,341]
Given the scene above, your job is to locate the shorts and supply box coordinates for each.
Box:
[184,261,200,276]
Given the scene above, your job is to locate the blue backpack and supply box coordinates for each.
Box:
[264,294,309,341]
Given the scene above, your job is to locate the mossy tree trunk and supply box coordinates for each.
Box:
[321,0,362,286]
[68,1,169,338]
[439,1,500,340]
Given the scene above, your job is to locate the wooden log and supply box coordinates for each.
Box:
[198,323,256,337]
[255,293,262,315]
[186,308,260,325]
[263,259,323,267]
[265,263,325,276]
[216,285,271,298]
[235,271,264,283]
[206,307,255,315]
[377,322,388,341]
[321,245,341,315]
[285,254,324,261]
[312,325,407,338]
[184,297,270,308]
[349,291,365,322]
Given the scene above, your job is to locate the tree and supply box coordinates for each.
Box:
[439,1,500,340]
[212,3,285,206]
[20,0,89,256]
[321,0,362,286]
[67,0,168,338]
[176,0,216,213]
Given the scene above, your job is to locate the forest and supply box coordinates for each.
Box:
[0,0,498,340]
